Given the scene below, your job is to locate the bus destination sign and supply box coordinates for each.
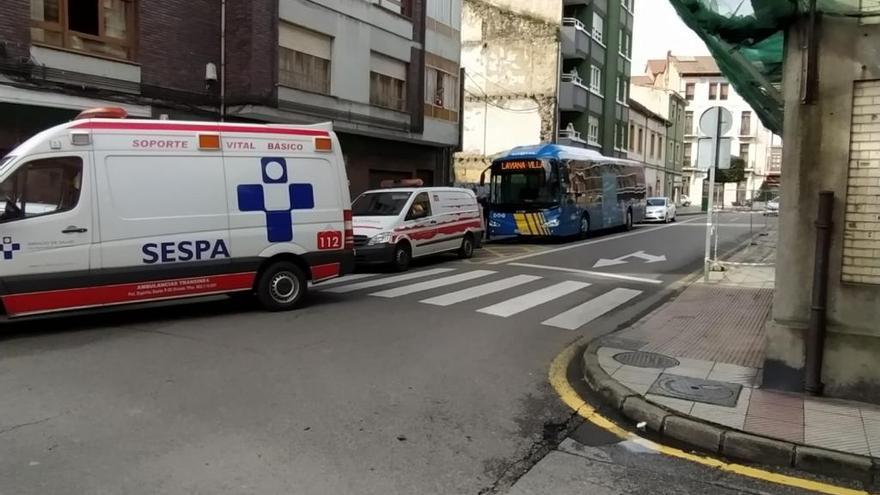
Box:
[499,160,544,171]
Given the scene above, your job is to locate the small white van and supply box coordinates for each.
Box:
[351,182,484,271]
[0,107,354,317]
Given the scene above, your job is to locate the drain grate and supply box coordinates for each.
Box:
[648,374,742,407]
[613,351,680,369]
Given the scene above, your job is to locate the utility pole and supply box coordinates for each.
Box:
[703,106,722,282]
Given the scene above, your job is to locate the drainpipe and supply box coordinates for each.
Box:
[805,191,833,396]
[220,0,227,121]
[552,35,562,144]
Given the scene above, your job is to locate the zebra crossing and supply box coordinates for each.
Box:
[316,268,645,331]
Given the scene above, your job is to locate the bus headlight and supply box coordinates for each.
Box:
[368,232,393,245]
[544,218,560,228]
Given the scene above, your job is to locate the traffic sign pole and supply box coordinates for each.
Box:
[704,106,722,282]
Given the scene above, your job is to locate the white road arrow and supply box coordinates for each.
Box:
[593,250,667,268]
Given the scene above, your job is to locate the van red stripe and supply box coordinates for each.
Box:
[71,121,330,137]
[2,272,256,316]
[310,262,341,281]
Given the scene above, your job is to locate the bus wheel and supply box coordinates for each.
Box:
[256,261,307,311]
[458,233,475,259]
[392,242,412,272]
[625,210,634,231]
[579,215,590,239]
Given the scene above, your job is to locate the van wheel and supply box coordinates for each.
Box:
[256,262,307,311]
[392,243,411,272]
[579,215,590,239]
[625,210,634,231]
[458,234,475,259]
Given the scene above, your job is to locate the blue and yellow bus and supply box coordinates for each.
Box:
[480,144,646,238]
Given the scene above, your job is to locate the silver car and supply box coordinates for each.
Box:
[644,197,676,223]
[764,197,779,216]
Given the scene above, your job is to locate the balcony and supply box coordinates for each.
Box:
[562,0,588,6]
[559,72,588,112]
[561,18,589,60]
[558,124,587,147]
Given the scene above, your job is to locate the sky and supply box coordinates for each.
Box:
[631,1,710,76]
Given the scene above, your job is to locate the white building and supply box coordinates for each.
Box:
[627,99,669,198]
[641,55,781,206]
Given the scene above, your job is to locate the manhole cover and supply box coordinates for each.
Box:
[613,351,679,369]
[648,374,742,407]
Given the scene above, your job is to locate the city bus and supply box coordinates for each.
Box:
[480,144,646,238]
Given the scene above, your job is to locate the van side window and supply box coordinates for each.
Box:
[406,192,432,220]
[0,156,83,223]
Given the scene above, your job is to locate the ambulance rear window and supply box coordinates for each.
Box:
[352,192,412,216]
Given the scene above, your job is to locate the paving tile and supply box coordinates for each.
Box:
[804,398,861,418]
[860,406,880,423]
[804,411,870,456]
[673,357,715,371]
[707,369,761,387]
[662,365,712,380]
[712,362,758,376]
[690,407,746,429]
[597,347,628,359]
[747,401,803,423]
[862,419,880,457]
[645,393,695,415]
[749,389,804,409]
[618,379,653,395]
[744,415,803,443]
[612,365,662,385]
[599,360,622,376]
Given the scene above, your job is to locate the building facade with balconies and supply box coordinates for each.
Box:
[0,0,462,195]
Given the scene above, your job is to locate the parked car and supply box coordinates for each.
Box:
[351,183,484,271]
[644,197,676,223]
[764,197,780,216]
[680,195,692,207]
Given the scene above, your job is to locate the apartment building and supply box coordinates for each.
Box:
[626,99,667,198]
[640,54,781,206]
[0,0,462,195]
[454,0,635,184]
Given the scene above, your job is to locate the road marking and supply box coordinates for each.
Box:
[542,288,642,330]
[488,216,705,265]
[322,268,455,293]
[509,263,663,285]
[310,273,377,286]
[420,274,542,306]
[369,270,496,298]
[477,281,591,317]
[593,250,666,268]
[549,342,868,495]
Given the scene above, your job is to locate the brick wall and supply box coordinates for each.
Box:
[225,0,277,106]
[842,80,880,284]
[139,0,221,96]
[0,0,31,61]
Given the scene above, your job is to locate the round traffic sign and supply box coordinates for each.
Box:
[699,106,733,137]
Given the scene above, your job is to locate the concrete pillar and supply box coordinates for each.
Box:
[765,14,880,403]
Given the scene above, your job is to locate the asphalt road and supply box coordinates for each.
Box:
[0,211,807,495]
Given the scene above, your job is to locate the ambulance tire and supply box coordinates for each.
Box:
[256,261,307,311]
[458,233,475,259]
[392,243,412,272]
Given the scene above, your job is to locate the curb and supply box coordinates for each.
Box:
[582,339,879,486]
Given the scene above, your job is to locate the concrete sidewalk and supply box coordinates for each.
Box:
[582,229,880,483]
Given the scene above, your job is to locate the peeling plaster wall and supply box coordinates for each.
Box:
[454,0,560,184]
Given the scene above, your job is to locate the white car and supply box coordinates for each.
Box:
[764,197,780,216]
[644,197,676,223]
[680,195,692,207]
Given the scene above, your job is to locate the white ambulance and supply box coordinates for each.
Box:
[351,181,484,271]
[0,107,354,317]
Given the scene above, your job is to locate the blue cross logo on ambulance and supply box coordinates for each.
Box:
[236,157,315,243]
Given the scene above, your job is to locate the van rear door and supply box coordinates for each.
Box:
[0,152,94,315]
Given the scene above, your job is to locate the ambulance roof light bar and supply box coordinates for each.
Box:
[75,107,129,120]
[379,179,424,188]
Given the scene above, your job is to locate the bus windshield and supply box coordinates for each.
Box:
[490,161,559,208]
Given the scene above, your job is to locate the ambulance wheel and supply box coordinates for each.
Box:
[256,262,307,311]
[458,234,475,259]
[392,243,411,272]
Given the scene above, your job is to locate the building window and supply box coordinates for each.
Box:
[740,111,751,135]
[658,136,663,161]
[590,65,602,93]
[588,116,600,145]
[683,143,693,165]
[592,12,604,43]
[685,83,695,101]
[30,0,135,59]
[618,30,631,58]
[739,143,750,166]
[708,82,718,100]
[649,132,656,158]
[425,65,459,121]
[637,127,643,153]
[720,82,729,100]
[629,124,635,151]
[684,111,694,134]
[616,123,626,151]
[621,0,634,12]
[279,23,332,94]
[370,52,408,111]
[616,76,627,103]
